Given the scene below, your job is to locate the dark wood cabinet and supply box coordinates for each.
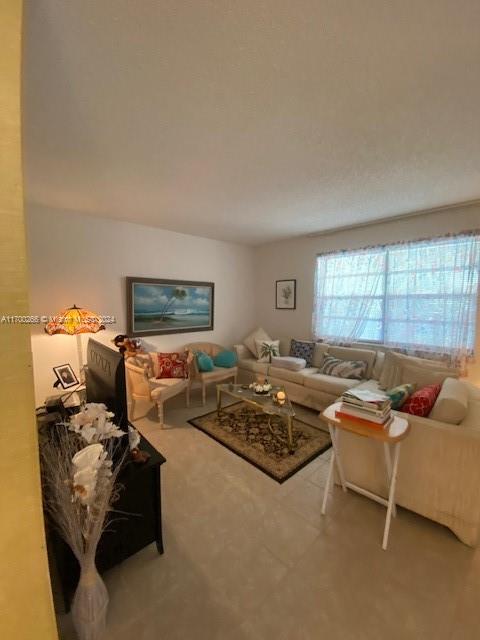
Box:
[45,432,166,612]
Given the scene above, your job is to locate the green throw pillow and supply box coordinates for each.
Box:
[386,383,415,409]
[213,350,237,368]
[196,351,214,372]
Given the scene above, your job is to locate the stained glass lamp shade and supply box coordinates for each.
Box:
[45,305,105,379]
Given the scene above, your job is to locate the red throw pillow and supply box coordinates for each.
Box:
[156,352,189,379]
[401,383,442,417]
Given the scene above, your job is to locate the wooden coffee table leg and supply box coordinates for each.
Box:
[216,388,222,414]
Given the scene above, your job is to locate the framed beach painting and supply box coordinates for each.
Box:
[275,279,296,310]
[127,277,215,336]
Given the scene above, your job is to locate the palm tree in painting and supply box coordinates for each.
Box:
[159,287,187,321]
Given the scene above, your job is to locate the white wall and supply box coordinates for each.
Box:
[254,203,480,384]
[27,206,256,405]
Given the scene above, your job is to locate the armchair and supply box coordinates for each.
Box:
[185,342,237,405]
[125,358,190,426]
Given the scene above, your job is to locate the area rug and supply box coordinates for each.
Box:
[188,402,331,483]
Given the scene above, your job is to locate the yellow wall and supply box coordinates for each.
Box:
[0,1,58,638]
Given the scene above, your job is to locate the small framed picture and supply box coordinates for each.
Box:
[53,363,79,389]
[276,279,296,310]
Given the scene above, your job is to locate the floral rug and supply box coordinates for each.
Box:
[188,402,331,483]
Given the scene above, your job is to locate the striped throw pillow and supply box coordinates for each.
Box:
[320,356,368,380]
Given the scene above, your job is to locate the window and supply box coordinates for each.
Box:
[313,233,480,362]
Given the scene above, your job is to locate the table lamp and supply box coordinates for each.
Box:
[45,304,105,382]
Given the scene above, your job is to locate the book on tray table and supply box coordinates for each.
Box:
[336,388,392,429]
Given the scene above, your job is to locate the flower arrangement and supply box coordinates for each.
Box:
[249,381,272,395]
[40,403,141,640]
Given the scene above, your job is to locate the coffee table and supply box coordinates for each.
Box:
[216,383,296,452]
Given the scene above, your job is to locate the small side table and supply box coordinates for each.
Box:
[321,402,410,550]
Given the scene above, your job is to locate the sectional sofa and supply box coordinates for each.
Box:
[234,335,480,546]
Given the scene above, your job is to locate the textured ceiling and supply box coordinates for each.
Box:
[23,1,480,245]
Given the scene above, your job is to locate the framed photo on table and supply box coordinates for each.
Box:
[276,279,296,310]
[53,363,79,389]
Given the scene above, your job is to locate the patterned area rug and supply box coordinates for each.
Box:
[188,402,331,483]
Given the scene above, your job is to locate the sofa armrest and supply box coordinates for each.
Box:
[393,410,480,439]
[233,344,250,359]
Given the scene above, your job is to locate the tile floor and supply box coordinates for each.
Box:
[58,390,480,640]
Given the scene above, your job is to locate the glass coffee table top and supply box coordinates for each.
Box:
[216,383,295,418]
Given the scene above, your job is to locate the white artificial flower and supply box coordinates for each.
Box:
[72,444,105,505]
[72,467,98,505]
[83,403,110,420]
[72,443,104,469]
[69,411,94,429]
[68,404,124,443]
[128,426,140,451]
[78,424,98,444]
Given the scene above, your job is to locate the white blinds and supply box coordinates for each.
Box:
[312,232,480,367]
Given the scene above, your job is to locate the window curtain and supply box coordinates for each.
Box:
[312,231,480,372]
[383,234,479,371]
[312,247,385,344]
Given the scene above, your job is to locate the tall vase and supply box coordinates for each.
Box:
[71,559,109,640]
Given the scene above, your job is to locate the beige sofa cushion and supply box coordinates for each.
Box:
[233,344,251,360]
[304,373,361,396]
[270,356,306,371]
[237,358,269,376]
[312,343,329,368]
[372,351,385,380]
[278,338,292,357]
[328,345,376,378]
[458,382,480,429]
[268,366,319,386]
[429,378,469,425]
[243,327,271,357]
[400,363,458,388]
[379,351,460,390]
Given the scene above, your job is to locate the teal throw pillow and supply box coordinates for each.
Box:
[213,350,237,368]
[386,383,415,409]
[196,351,214,372]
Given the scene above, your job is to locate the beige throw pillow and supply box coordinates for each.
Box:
[243,327,272,357]
[328,345,377,378]
[255,339,280,362]
[429,378,468,425]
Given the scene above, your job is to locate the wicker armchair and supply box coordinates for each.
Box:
[125,356,190,426]
[185,342,237,405]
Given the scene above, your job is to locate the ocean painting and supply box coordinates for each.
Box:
[127,278,214,336]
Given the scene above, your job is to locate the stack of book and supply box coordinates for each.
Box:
[335,388,392,429]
